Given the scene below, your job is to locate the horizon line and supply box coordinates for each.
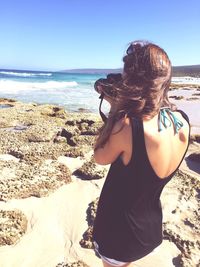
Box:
[0,64,200,73]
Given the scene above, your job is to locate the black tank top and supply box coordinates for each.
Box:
[92,110,190,262]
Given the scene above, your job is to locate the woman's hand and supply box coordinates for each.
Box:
[97,84,115,105]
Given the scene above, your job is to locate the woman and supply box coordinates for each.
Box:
[92,41,190,267]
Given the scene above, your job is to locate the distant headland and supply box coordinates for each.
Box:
[61,65,200,77]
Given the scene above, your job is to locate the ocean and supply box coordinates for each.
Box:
[0,69,200,114]
[0,69,107,113]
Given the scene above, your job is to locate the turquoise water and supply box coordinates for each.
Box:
[1,69,200,114]
[0,69,108,113]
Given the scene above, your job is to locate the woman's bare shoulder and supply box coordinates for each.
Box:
[93,117,132,165]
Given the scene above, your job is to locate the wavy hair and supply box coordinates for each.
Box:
[95,41,176,150]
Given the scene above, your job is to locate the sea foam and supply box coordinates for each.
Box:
[0,71,52,77]
[172,76,200,85]
[0,80,78,93]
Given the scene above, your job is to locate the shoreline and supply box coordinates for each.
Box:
[1,84,200,135]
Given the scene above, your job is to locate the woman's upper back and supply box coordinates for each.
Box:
[120,109,190,179]
[94,108,190,180]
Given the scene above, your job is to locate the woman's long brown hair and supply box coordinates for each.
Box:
[95,41,176,150]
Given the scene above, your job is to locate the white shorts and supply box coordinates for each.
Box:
[93,241,130,267]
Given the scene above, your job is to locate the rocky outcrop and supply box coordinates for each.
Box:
[0,209,28,246]
[0,98,102,201]
[74,157,107,180]
[0,101,100,164]
[0,159,71,201]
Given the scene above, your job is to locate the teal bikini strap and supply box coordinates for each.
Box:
[167,109,184,133]
[158,108,183,133]
[158,108,171,131]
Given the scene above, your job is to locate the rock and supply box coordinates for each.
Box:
[80,198,99,249]
[56,261,90,267]
[73,157,107,180]
[169,95,184,100]
[63,118,100,148]
[71,135,95,148]
[78,119,99,135]
[0,98,17,104]
[54,136,67,143]
[0,209,28,246]
[0,131,72,164]
[0,160,71,201]
[65,118,101,136]
[87,198,99,226]
[77,108,91,113]
[57,128,78,146]
[192,93,200,96]
[170,84,200,90]
[27,125,60,142]
[190,134,200,143]
[79,226,94,249]
[186,97,199,101]
[39,105,68,119]
[64,147,85,158]
[7,149,24,159]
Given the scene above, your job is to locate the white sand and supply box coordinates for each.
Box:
[0,155,183,267]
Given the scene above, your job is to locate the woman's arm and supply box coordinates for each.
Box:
[94,118,128,165]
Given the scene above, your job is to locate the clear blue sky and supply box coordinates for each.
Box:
[0,0,200,71]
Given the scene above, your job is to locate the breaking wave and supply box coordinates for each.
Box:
[0,80,78,93]
[0,71,53,77]
[172,76,200,85]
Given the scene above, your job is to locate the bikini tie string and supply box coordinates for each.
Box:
[158,108,183,133]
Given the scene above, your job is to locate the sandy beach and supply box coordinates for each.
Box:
[0,84,200,267]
